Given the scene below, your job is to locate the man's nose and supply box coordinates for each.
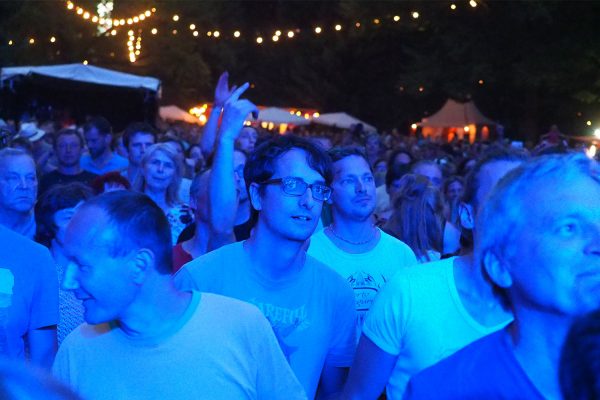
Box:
[62,263,80,291]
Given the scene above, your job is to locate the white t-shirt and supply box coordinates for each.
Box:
[362,257,512,400]
[53,292,306,400]
[307,228,416,329]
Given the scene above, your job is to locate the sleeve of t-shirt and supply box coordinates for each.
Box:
[399,243,418,268]
[30,247,59,330]
[324,280,357,367]
[253,310,308,400]
[361,273,410,356]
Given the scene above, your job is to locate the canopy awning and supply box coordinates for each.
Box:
[255,107,311,125]
[312,112,376,131]
[1,63,160,92]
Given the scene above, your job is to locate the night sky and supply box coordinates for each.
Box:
[2,0,600,141]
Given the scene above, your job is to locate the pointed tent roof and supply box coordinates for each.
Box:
[418,99,494,127]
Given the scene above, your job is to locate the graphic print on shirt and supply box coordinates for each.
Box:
[347,271,387,326]
[0,269,14,354]
[251,300,309,361]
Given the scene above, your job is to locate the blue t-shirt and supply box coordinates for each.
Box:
[175,241,357,399]
[404,329,545,400]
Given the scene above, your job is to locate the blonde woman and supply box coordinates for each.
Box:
[134,143,193,244]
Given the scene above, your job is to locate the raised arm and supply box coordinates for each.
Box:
[200,71,238,156]
[208,83,258,235]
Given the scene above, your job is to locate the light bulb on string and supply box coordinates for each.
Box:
[256,36,263,44]
[234,31,241,38]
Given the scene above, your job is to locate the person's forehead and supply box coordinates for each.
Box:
[57,133,80,144]
[526,172,600,222]
[0,155,35,173]
[149,149,172,161]
[131,132,155,143]
[273,148,324,181]
[333,155,370,176]
[415,163,441,176]
[66,206,114,249]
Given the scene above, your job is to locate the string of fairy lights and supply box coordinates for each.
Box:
[5,0,481,65]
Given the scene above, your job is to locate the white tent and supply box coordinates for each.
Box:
[417,99,494,127]
[312,112,376,132]
[1,63,161,92]
[255,107,310,125]
[159,105,200,124]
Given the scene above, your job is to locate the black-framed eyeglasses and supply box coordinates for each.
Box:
[260,176,332,201]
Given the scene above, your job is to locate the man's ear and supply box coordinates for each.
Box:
[459,202,475,230]
[130,248,154,284]
[482,250,513,289]
[249,182,262,211]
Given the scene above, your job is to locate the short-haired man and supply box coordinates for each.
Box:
[0,148,38,238]
[121,122,156,184]
[404,153,600,399]
[411,160,443,189]
[54,191,305,400]
[80,116,128,175]
[38,129,98,196]
[176,135,357,399]
[307,147,417,331]
[343,149,525,400]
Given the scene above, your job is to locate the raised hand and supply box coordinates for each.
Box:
[214,71,238,108]
[219,82,259,141]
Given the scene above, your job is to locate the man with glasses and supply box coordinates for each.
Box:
[176,134,357,399]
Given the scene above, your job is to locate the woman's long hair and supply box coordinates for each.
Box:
[384,174,445,262]
[133,143,184,206]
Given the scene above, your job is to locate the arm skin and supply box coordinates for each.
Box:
[208,83,258,236]
[28,326,57,369]
[200,71,238,157]
[341,334,398,400]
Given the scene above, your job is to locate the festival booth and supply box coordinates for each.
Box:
[0,63,161,130]
[312,112,376,132]
[416,99,494,143]
[255,107,310,133]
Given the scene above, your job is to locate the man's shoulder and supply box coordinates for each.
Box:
[186,241,243,272]
[0,226,52,261]
[305,254,354,295]
[387,256,454,287]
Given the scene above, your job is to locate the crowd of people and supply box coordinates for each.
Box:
[0,72,598,399]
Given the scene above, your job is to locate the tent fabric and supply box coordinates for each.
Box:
[159,105,201,124]
[255,107,310,125]
[0,64,160,92]
[418,99,494,127]
[312,112,376,131]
